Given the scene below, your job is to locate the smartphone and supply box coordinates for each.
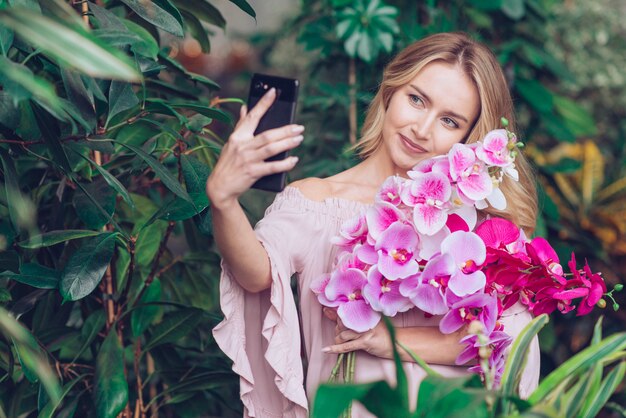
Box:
[247,73,299,192]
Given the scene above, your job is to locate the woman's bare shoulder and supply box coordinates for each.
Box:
[288,178,334,202]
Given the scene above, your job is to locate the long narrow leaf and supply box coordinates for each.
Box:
[528,332,626,405]
[116,141,193,204]
[0,9,140,81]
[500,314,549,411]
[563,363,600,417]
[18,229,102,249]
[579,361,626,418]
[39,374,88,418]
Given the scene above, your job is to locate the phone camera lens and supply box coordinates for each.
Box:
[254,81,264,90]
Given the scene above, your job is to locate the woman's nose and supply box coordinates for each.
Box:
[411,112,435,141]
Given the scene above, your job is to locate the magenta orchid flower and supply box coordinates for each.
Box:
[363,266,413,316]
[441,231,487,297]
[399,253,454,315]
[440,292,498,334]
[324,268,381,332]
[448,143,493,202]
[375,221,420,280]
[376,176,404,206]
[401,172,452,236]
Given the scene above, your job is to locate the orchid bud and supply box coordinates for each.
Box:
[500,117,509,128]
[613,303,620,311]
[596,299,607,309]
[615,284,623,292]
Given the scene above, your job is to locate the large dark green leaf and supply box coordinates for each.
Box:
[158,52,219,89]
[106,81,140,126]
[553,95,597,137]
[134,221,166,267]
[1,262,60,289]
[228,0,255,18]
[123,18,159,58]
[0,148,23,232]
[131,278,162,337]
[182,154,210,199]
[61,68,96,132]
[116,141,194,204]
[94,330,128,418]
[169,102,232,124]
[18,229,102,249]
[144,307,204,352]
[59,233,117,301]
[0,8,140,81]
[173,0,225,28]
[180,9,210,53]
[72,177,117,229]
[119,0,183,37]
[32,103,72,171]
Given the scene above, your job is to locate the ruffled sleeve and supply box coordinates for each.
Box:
[212,191,310,418]
[500,302,541,398]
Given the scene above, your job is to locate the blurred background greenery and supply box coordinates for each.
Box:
[0,0,625,416]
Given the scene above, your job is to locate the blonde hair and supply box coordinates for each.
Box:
[354,32,538,234]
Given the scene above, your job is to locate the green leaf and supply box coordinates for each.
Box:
[144,307,204,352]
[122,18,159,59]
[0,56,65,116]
[106,81,139,127]
[0,8,140,81]
[157,51,219,89]
[169,102,232,124]
[553,95,597,137]
[0,148,22,232]
[228,0,255,18]
[468,0,502,10]
[181,154,210,197]
[173,0,225,28]
[94,331,128,418]
[501,0,525,20]
[0,249,20,273]
[516,78,553,114]
[115,141,194,204]
[180,9,210,53]
[59,233,117,301]
[31,103,72,171]
[313,382,378,418]
[134,221,166,266]
[71,310,106,363]
[541,114,576,142]
[131,278,162,337]
[578,361,626,418]
[72,177,117,229]
[70,150,135,209]
[118,0,184,37]
[61,68,96,132]
[0,307,61,402]
[18,229,102,249]
[414,375,489,418]
[39,374,87,418]
[500,314,548,414]
[1,262,60,289]
[528,332,626,405]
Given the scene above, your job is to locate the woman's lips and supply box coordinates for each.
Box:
[399,134,428,153]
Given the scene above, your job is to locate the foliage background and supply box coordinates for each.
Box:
[0,0,624,416]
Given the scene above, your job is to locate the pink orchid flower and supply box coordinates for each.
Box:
[448,143,493,202]
[476,129,519,181]
[331,212,368,249]
[324,268,381,332]
[440,292,498,334]
[363,266,413,316]
[461,330,512,387]
[401,172,452,236]
[366,201,405,241]
[441,231,487,297]
[399,253,454,315]
[375,221,420,280]
[376,176,405,206]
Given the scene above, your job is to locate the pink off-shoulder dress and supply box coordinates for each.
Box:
[213,186,540,418]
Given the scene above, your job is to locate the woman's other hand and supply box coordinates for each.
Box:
[322,308,393,359]
[206,87,304,209]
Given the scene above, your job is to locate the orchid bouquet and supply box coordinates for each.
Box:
[311,122,619,390]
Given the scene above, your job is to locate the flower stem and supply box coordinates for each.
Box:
[329,353,345,383]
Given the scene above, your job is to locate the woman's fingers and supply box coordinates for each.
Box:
[236,88,276,135]
[322,339,363,354]
[335,329,361,344]
[253,124,304,149]
[248,156,299,178]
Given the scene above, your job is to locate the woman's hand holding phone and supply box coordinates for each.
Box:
[206,87,304,209]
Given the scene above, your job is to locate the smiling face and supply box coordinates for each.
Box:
[378,61,481,173]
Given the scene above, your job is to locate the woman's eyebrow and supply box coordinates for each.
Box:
[409,84,469,124]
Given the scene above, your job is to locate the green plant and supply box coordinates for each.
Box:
[0,0,254,415]
[313,316,626,418]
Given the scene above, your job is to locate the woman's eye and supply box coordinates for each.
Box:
[409,94,424,107]
[442,117,459,128]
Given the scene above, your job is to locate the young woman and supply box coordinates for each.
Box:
[207,32,540,418]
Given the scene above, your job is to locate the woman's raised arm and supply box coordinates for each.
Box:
[206,88,304,293]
